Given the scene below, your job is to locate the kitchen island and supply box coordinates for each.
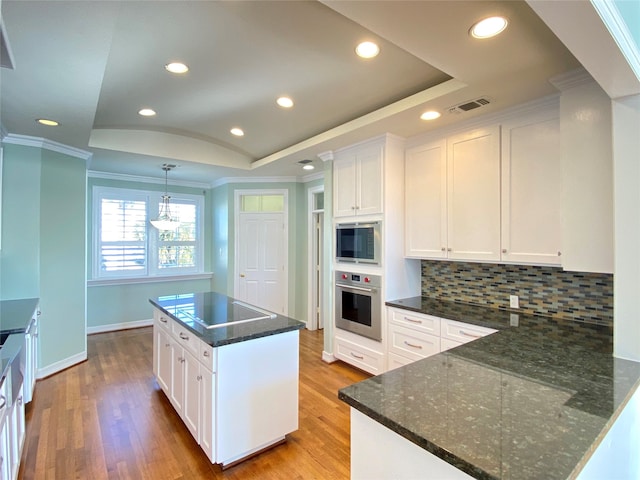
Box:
[150,292,305,468]
[339,297,640,480]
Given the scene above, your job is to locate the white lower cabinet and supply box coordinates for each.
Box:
[386,307,497,370]
[334,332,385,375]
[152,308,299,467]
[0,377,25,480]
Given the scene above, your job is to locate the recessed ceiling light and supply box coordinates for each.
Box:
[138,108,156,117]
[298,159,314,171]
[230,127,244,137]
[470,16,508,39]
[36,118,60,126]
[355,41,380,59]
[420,110,441,121]
[165,62,189,74]
[277,96,294,108]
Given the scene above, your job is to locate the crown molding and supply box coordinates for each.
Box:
[88,170,211,189]
[0,123,8,140]
[210,175,299,189]
[591,1,640,84]
[301,171,324,183]
[549,68,595,91]
[1,133,93,161]
[318,151,334,162]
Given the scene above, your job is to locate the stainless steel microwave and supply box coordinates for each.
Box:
[336,221,381,265]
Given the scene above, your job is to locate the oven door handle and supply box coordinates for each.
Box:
[336,283,375,293]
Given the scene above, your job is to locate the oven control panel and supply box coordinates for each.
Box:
[335,271,381,288]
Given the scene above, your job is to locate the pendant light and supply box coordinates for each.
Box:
[150,164,180,230]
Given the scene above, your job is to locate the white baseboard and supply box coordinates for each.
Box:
[37,350,87,379]
[87,318,154,334]
[322,351,337,363]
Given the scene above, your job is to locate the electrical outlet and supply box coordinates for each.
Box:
[509,295,519,309]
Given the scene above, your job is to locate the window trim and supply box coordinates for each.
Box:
[92,185,205,280]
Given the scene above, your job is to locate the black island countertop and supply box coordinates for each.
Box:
[339,296,640,480]
[149,292,304,347]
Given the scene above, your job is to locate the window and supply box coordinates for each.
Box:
[93,186,204,279]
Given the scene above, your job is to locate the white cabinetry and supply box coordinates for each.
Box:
[447,126,501,261]
[152,307,299,468]
[333,140,383,218]
[501,111,562,265]
[386,307,497,370]
[404,126,501,261]
[0,371,25,480]
[405,140,447,258]
[23,308,39,404]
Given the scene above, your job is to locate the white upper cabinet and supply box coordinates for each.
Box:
[447,125,501,262]
[334,140,383,218]
[405,140,447,258]
[501,111,562,265]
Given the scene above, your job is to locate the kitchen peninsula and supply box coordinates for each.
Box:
[340,297,640,480]
[149,292,304,468]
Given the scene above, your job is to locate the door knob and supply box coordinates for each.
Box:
[240,274,245,278]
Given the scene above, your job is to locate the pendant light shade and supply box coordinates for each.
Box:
[150,164,180,230]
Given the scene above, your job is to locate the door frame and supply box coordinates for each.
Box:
[307,185,324,330]
[234,188,289,315]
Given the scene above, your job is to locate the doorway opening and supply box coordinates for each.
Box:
[308,186,324,330]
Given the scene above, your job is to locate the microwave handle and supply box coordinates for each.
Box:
[336,283,374,293]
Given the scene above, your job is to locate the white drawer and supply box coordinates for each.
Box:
[171,321,200,357]
[154,309,171,331]
[388,324,440,361]
[389,308,440,336]
[441,318,497,345]
[199,342,216,372]
[334,337,384,375]
[387,352,415,371]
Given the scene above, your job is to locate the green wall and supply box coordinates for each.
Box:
[1,143,87,371]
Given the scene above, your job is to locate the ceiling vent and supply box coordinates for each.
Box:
[448,97,491,114]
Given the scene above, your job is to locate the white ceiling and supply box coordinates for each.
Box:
[0,0,582,184]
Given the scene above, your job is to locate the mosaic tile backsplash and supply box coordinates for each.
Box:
[420,260,613,326]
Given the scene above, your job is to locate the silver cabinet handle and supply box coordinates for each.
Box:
[335,283,374,293]
[459,329,482,339]
[404,316,422,324]
[160,317,168,323]
[203,351,210,357]
[404,341,423,349]
[441,247,446,252]
[165,343,171,348]
[37,310,42,316]
[18,396,23,406]
[447,248,452,252]
[502,249,507,253]
[0,395,6,409]
[197,375,202,381]
[350,352,364,360]
[179,333,189,341]
[558,251,562,256]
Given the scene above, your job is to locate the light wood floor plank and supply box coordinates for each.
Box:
[18,327,368,479]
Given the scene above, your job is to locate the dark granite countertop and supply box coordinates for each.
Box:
[1,298,39,388]
[149,292,304,347]
[339,296,640,480]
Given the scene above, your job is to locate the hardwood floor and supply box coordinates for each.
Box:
[18,327,369,479]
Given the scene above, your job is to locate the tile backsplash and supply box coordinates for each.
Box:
[420,260,613,326]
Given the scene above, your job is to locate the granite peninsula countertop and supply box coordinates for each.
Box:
[339,296,640,480]
[150,292,304,347]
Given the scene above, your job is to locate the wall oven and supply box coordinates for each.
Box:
[336,221,381,265]
[335,271,381,341]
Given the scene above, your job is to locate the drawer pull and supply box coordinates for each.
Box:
[197,375,202,381]
[404,341,423,349]
[350,352,364,360]
[203,351,210,357]
[160,317,168,323]
[0,395,6,409]
[179,332,189,341]
[165,343,171,348]
[404,316,422,324]
[459,329,482,339]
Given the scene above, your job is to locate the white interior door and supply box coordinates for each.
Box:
[313,212,324,330]
[236,212,287,315]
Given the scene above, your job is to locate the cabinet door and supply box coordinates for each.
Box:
[501,115,561,265]
[170,343,185,413]
[333,153,357,217]
[182,350,201,442]
[405,140,447,258]
[356,143,383,216]
[200,367,216,463]
[156,327,172,394]
[447,126,501,261]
